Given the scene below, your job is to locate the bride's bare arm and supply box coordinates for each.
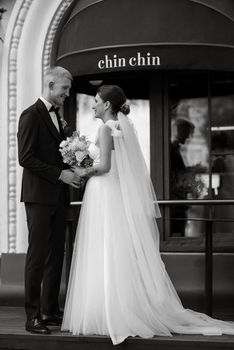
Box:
[73,124,113,177]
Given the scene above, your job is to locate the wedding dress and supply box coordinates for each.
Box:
[62,117,234,345]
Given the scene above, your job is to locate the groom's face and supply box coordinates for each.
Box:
[49,76,71,106]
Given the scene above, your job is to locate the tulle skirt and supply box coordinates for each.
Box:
[62,157,234,345]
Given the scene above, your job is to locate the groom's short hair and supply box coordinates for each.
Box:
[43,66,73,87]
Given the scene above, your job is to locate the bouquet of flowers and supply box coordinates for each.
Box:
[59,131,93,168]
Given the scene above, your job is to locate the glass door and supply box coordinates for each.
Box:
[159,72,234,251]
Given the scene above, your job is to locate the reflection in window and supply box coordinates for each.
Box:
[76,94,150,169]
[169,75,209,238]
[170,98,209,238]
[170,98,209,201]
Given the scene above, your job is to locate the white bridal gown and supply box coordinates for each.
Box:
[62,118,234,345]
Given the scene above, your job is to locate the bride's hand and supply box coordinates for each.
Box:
[71,166,87,177]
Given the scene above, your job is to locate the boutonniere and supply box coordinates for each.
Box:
[60,117,68,129]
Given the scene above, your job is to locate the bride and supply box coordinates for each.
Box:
[62,85,234,345]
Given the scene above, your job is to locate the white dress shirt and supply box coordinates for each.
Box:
[40,96,60,132]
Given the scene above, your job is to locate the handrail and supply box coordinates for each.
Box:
[70,199,234,206]
[168,217,234,222]
[157,199,234,205]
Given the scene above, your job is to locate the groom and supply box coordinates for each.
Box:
[17,66,79,335]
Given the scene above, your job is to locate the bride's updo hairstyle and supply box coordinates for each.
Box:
[97,85,130,115]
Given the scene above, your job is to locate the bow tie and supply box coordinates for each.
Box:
[49,105,60,114]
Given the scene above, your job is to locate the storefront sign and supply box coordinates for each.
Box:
[98,52,160,69]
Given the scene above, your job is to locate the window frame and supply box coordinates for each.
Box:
[149,71,234,252]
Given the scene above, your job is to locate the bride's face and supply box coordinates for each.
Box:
[93,93,105,119]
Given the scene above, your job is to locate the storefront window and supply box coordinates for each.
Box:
[76,94,102,142]
[211,75,234,240]
[168,74,209,238]
[161,72,234,248]
[211,96,234,200]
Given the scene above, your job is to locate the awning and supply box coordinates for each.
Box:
[54,0,234,76]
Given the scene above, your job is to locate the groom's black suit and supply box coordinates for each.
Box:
[18,98,69,320]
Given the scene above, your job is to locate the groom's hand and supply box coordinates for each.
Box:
[72,173,86,188]
[59,170,81,188]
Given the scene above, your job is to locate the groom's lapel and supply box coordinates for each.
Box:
[36,99,63,142]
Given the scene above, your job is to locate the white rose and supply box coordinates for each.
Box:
[75,151,86,164]
[60,140,67,148]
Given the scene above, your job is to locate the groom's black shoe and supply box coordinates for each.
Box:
[26,318,50,334]
[42,311,63,326]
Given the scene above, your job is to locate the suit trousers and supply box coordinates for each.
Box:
[24,189,66,320]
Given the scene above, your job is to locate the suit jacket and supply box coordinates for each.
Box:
[17,99,70,205]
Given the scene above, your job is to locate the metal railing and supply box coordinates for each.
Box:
[160,199,234,316]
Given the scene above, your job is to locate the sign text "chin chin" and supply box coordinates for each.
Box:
[98,52,161,69]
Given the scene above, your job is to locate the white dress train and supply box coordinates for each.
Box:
[62,118,234,345]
